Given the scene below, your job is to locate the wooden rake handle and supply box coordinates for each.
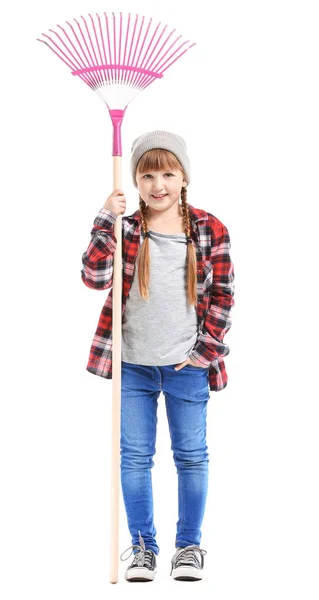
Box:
[109,156,122,584]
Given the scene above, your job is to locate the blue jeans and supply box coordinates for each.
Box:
[120,360,210,556]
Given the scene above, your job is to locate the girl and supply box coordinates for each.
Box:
[81,130,235,582]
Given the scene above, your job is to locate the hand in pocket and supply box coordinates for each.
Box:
[174,357,206,371]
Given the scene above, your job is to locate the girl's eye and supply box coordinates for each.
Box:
[141,172,174,178]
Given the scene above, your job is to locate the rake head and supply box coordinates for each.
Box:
[37,12,196,155]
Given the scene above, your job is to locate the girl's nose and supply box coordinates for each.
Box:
[152,175,164,189]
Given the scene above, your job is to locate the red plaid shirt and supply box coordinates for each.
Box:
[81,203,235,392]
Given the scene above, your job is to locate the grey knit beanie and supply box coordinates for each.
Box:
[130,130,190,187]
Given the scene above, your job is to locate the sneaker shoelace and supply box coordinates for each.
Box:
[120,530,155,569]
[170,544,207,575]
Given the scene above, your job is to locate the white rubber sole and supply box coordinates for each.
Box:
[125,566,157,581]
[171,565,203,580]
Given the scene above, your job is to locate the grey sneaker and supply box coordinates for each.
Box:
[120,530,158,582]
[170,544,207,580]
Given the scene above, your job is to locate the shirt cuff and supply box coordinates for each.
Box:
[188,351,211,368]
[94,208,118,228]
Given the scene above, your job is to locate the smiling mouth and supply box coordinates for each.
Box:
[152,194,167,199]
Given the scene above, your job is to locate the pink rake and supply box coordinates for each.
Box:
[36,11,195,584]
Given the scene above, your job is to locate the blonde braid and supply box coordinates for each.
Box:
[137,195,151,300]
[181,186,198,306]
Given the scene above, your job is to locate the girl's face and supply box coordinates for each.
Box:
[136,167,187,215]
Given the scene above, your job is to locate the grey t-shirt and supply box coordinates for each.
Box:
[121,228,198,366]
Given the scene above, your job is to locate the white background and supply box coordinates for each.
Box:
[1,0,318,597]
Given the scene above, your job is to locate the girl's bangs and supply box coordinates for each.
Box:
[137,149,183,174]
